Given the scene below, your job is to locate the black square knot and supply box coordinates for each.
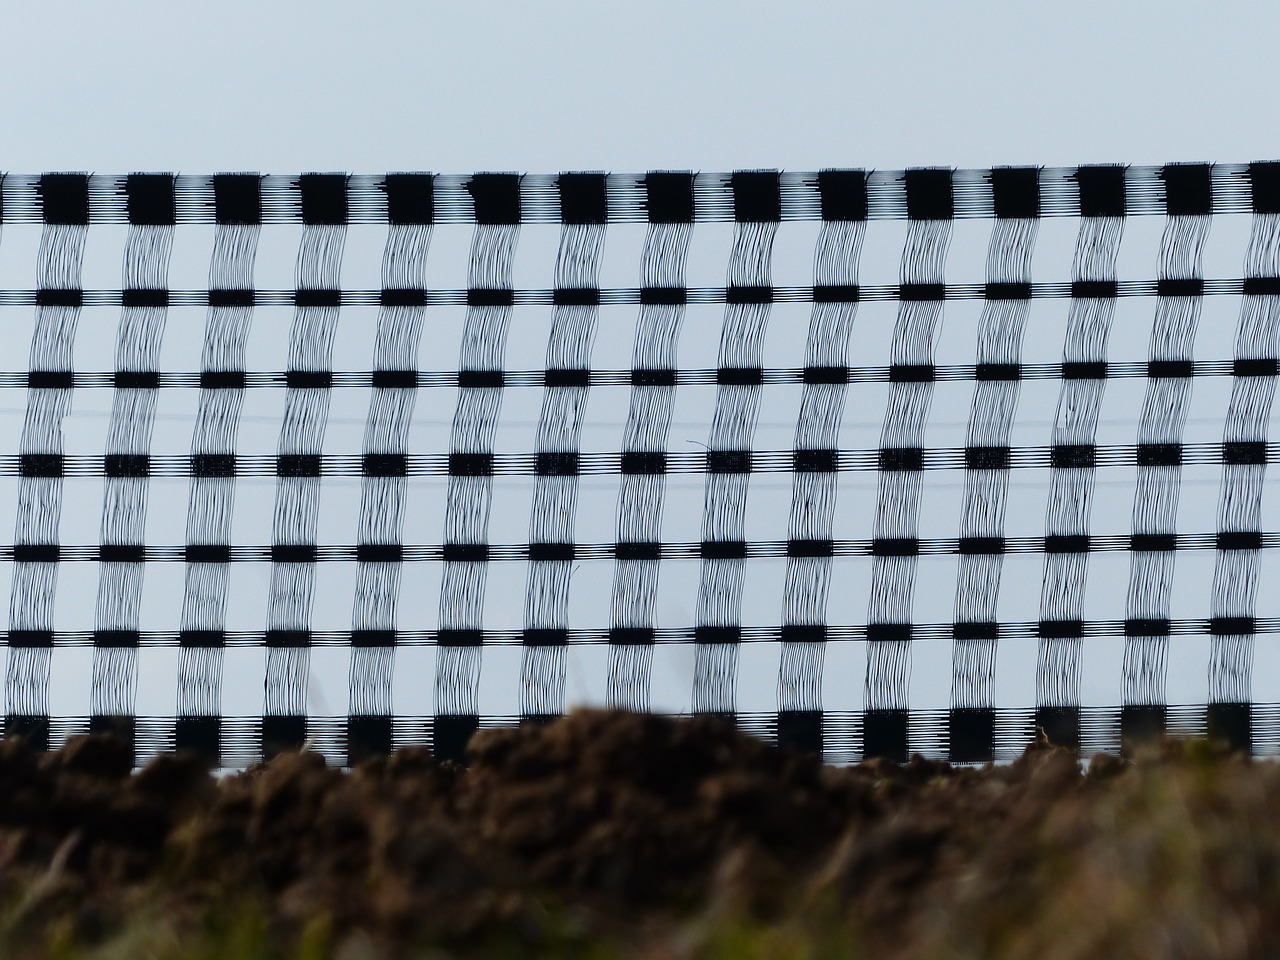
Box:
[1075,165,1127,217]
[191,454,236,478]
[985,282,1032,300]
[707,450,752,473]
[1234,358,1279,378]
[1044,534,1090,554]
[456,369,503,389]
[816,169,868,222]
[786,538,833,558]
[717,366,763,386]
[1071,280,1118,299]
[889,363,935,383]
[104,454,150,477]
[40,173,89,225]
[448,453,494,477]
[621,452,666,475]
[990,166,1041,219]
[553,287,600,307]
[213,174,262,225]
[19,454,63,478]
[557,172,608,224]
[380,288,427,308]
[535,452,579,476]
[113,370,159,389]
[903,168,953,220]
[872,537,919,557]
[297,173,349,225]
[879,447,924,471]
[813,284,860,303]
[362,453,407,477]
[1148,359,1194,379]
[1224,441,1267,465]
[124,173,176,225]
[357,543,403,563]
[1051,444,1095,469]
[730,170,782,222]
[726,285,774,305]
[700,539,747,560]
[643,171,695,224]
[965,446,1010,470]
[382,172,435,225]
[121,288,169,308]
[276,454,322,478]
[793,448,838,473]
[1137,443,1182,467]
[1062,361,1107,379]
[468,173,522,225]
[1161,163,1212,216]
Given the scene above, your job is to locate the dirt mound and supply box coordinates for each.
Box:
[0,711,1277,958]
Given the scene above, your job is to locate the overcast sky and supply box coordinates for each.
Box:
[3,1,1278,173]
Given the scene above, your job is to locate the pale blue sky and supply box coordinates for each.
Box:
[2,1,1277,173]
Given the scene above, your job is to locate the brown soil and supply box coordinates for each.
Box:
[0,711,1277,958]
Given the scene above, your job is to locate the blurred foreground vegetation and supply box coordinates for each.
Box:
[0,713,1276,959]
